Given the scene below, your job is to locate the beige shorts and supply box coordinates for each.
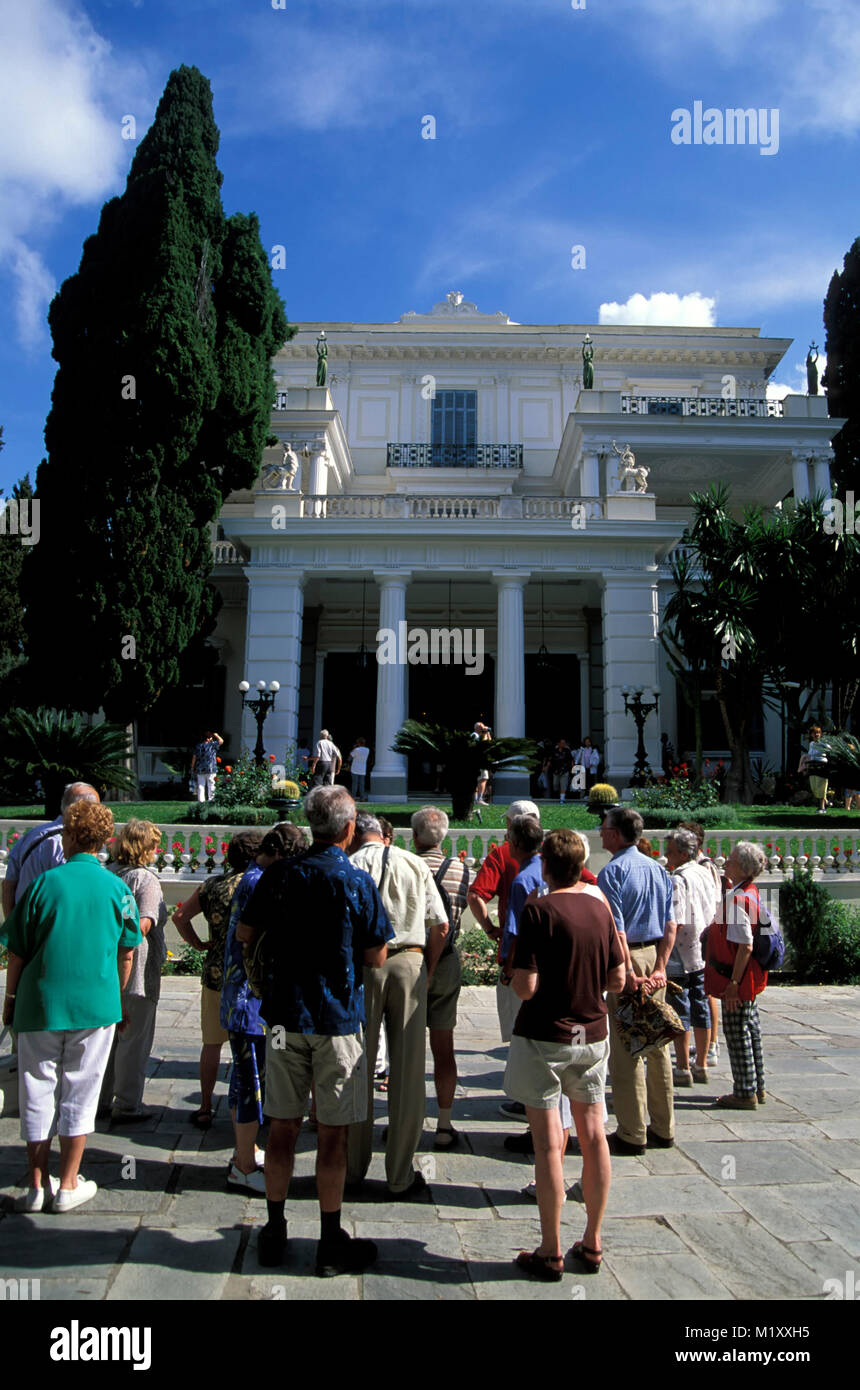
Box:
[201,985,229,1046]
[427,948,462,1031]
[504,1033,609,1108]
[264,1031,367,1126]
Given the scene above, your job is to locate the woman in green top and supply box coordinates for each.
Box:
[1,801,141,1214]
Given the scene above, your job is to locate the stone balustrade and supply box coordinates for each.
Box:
[620,394,783,419]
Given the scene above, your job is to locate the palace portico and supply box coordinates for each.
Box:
[142,296,840,801]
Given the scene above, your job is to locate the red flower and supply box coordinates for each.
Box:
[458,850,467,861]
[225,765,232,773]
[269,754,276,762]
[216,757,222,764]
[220,841,228,852]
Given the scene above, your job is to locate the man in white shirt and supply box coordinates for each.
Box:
[346,814,448,1198]
[348,739,370,800]
[664,829,720,1085]
[310,729,342,787]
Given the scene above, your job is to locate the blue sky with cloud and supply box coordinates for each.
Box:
[0,0,857,489]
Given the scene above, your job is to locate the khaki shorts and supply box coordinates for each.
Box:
[264,1031,367,1126]
[201,984,229,1046]
[504,1034,609,1108]
[427,948,462,1031]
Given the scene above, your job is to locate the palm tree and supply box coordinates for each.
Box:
[391,719,539,820]
[2,708,137,816]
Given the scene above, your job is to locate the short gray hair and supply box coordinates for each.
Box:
[604,806,644,843]
[732,840,767,880]
[319,729,330,740]
[506,799,540,823]
[411,805,449,848]
[305,785,355,840]
[61,782,99,812]
[354,812,383,839]
[665,828,698,860]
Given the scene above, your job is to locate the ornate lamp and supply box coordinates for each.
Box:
[622,685,659,787]
[240,680,279,767]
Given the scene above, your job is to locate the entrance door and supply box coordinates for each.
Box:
[407,657,495,790]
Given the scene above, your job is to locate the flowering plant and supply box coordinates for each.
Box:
[215,750,274,808]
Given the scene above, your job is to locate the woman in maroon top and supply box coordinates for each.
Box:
[504,829,625,1281]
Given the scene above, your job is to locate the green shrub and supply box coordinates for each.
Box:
[458,926,498,986]
[185,802,277,826]
[637,806,724,830]
[162,945,207,977]
[633,776,719,812]
[214,751,274,808]
[779,866,860,984]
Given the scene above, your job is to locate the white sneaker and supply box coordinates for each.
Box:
[53,1176,98,1213]
[226,1162,267,1194]
[20,1176,59,1212]
[707,1043,720,1066]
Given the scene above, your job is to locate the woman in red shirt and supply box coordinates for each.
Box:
[704,842,768,1111]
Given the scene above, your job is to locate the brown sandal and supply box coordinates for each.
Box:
[569,1240,602,1274]
[515,1249,564,1282]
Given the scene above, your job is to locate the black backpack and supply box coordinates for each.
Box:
[432,857,470,956]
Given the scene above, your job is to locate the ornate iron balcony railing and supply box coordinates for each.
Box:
[621,395,783,418]
[387,442,524,469]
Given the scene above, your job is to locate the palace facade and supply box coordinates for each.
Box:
[139,294,839,800]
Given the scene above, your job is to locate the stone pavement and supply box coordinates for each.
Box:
[1,981,859,1301]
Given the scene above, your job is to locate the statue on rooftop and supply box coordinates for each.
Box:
[611,439,649,493]
[806,342,820,396]
[262,443,300,491]
[582,334,594,390]
[316,331,328,388]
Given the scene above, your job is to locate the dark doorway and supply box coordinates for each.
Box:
[321,654,377,781]
[525,654,582,744]
[407,655,495,791]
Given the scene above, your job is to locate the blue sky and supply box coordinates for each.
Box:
[1,0,858,492]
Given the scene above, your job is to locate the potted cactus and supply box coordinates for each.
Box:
[269,778,302,815]
[587,782,620,822]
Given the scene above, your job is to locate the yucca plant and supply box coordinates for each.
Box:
[1,707,137,816]
[391,719,539,820]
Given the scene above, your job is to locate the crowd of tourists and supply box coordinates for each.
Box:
[0,784,774,1281]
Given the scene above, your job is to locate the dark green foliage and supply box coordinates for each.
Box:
[824,237,860,495]
[23,66,290,724]
[780,866,860,984]
[1,707,137,816]
[458,926,498,986]
[391,719,540,819]
[0,460,34,717]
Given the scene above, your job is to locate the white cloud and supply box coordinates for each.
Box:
[0,2,151,348]
[599,292,717,326]
[8,240,57,350]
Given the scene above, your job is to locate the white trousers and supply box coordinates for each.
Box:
[196,772,216,801]
[18,1025,116,1141]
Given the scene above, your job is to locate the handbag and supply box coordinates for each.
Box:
[614,980,686,1058]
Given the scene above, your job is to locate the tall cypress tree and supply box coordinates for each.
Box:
[24,66,289,722]
[824,236,860,494]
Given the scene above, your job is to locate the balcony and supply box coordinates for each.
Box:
[298,494,603,520]
[386,442,523,469]
[621,394,783,418]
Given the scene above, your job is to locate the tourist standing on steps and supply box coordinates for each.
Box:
[597,807,677,1156]
[705,842,769,1111]
[100,820,168,1125]
[410,805,473,1150]
[221,822,308,1194]
[504,829,626,1282]
[799,724,829,814]
[310,729,342,787]
[467,799,542,1122]
[347,813,448,1198]
[1,801,141,1214]
[237,787,392,1276]
[172,831,265,1130]
[191,730,223,803]
[550,738,574,801]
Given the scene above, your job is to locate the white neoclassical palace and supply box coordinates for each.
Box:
[142,294,839,800]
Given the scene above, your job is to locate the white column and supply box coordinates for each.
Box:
[581,451,600,497]
[309,448,329,497]
[579,653,591,738]
[312,651,326,739]
[492,571,530,800]
[600,573,661,789]
[812,452,832,499]
[370,571,411,801]
[792,452,811,501]
[242,567,305,755]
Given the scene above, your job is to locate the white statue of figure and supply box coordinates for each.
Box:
[611,439,649,494]
[261,443,300,492]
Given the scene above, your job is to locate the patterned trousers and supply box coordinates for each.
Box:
[721,999,765,1098]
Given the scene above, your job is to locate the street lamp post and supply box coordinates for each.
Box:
[239,680,280,767]
[622,685,659,787]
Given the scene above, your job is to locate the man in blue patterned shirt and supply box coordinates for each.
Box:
[597,807,677,1156]
[237,786,393,1276]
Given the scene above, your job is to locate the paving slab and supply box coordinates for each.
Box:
[610,1251,734,1300]
[107,1226,243,1299]
[665,1212,823,1299]
[680,1140,836,1186]
[777,1181,860,1256]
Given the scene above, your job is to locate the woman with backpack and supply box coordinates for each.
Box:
[704,841,770,1111]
